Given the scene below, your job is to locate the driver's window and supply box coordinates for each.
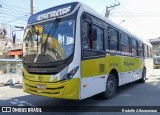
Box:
[81,21,104,51]
[81,15,105,58]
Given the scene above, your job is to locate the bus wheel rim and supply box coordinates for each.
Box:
[107,80,115,93]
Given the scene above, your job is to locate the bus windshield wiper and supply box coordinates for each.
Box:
[43,18,61,54]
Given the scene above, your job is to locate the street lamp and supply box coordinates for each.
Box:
[12,26,24,45]
[119,20,125,25]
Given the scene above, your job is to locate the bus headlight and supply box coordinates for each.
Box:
[62,66,79,80]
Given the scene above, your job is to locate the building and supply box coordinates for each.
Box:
[0,52,5,58]
[0,37,12,58]
[8,45,22,59]
[149,37,160,56]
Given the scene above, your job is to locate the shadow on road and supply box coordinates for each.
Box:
[6,81,142,106]
[9,84,23,89]
[117,82,140,94]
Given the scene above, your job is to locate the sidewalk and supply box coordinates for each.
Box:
[150,69,160,77]
[0,73,22,86]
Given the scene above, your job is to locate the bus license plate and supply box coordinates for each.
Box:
[37,84,46,90]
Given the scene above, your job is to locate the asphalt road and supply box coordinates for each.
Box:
[1,69,160,114]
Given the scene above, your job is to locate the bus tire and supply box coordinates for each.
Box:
[139,69,146,83]
[102,74,117,99]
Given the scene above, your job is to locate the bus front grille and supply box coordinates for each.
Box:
[24,77,66,96]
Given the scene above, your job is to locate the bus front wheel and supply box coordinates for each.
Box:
[102,74,117,99]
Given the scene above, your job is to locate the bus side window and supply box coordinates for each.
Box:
[138,42,143,57]
[82,21,104,51]
[131,38,137,56]
[92,25,104,51]
[82,21,91,49]
[150,47,152,58]
[108,28,119,51]
[142,44,144,57]
[120,33,129,53]
[144,45,148,57]
[81,19,105,58]
[147,46,149,57]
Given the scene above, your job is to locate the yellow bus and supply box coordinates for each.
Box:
[22,2,153,100]
[154,56,160,69]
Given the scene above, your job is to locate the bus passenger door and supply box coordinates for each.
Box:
[80,18,106,99]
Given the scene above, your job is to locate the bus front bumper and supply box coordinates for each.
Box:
[154,64,160,69]
[23,77,80,100]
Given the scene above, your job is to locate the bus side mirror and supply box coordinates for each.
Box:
[92,28,97,41]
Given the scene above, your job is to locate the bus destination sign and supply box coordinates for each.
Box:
[28,2,79,24]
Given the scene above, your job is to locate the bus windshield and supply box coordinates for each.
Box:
[23,19,75,63]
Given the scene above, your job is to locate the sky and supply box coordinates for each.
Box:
[0,0,160,40]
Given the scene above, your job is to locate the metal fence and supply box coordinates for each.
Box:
[0,59,22,74]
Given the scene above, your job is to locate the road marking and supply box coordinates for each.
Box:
[19,101,34,106]
[10,99,35,107]
[17,103,26,107]
[10,101,18,105]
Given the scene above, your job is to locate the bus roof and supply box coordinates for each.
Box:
[28,2,151,46]
[80,2,151,46]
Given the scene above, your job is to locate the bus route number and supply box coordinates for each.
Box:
[109,63,118,68]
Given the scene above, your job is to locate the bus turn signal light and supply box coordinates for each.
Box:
[62,66,79,80]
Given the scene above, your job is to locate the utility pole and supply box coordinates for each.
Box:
[30,0,34,15]
[105,2,120,18]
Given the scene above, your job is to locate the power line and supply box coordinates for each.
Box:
[0,19,26,25]
[0,15,21,19]
[0,12,28,19]
[114,0,138,23]
[0,3,30,11]
[10,22,27,25]
[0,15,28,21]
[102,0,112,6]
[0,9,29,16]
[107,0,137,24]
[6,15,28,23]
[114,7,136,23]
[113,12,160,15]
[7,21,27,25]
[0,11,30,21]
[0,16,29,23]
[111,14,160,17]
[101,0,140,31]
[2,6,30,14]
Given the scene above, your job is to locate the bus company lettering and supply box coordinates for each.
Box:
[109,63,118,67]
[37,6,71,21]
[124,61,135,66]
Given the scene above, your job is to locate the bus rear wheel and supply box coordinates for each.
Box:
[102,74,117,99]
